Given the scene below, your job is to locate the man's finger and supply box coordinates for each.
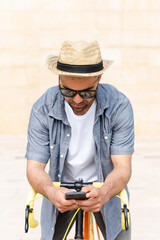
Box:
[81,185,93,192]
[59,203,78,213]
[86,188,100,198]
[76,197,98,207]
[80,205,101,212]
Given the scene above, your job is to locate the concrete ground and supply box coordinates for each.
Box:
[0,135,159,240]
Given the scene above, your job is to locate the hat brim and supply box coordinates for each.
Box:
[46,55,113,77]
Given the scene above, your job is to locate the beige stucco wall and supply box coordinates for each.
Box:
[0,0,160,136]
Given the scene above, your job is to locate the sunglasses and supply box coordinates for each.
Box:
[59,85,97,99]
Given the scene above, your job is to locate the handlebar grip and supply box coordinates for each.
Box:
[119,189,130,230]
[53,182,61,188]
[92,182,104,188]
[26,188,39,228]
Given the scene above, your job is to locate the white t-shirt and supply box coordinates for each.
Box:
[63,100,98,183]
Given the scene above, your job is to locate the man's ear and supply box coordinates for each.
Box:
[98,74,102,82]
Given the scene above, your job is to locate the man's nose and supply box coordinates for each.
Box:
[73,93,83,104]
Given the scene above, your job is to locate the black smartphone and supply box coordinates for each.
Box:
[65,191,88,200]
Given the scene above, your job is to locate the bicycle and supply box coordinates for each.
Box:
[25,179,130,240]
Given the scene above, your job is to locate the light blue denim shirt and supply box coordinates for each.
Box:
[25,83,134,240]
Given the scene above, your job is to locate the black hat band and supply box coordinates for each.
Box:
[57,61,103,73]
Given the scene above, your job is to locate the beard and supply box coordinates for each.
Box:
[67,98,94,115]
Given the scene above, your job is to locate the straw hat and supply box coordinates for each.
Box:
[46,40,113,77]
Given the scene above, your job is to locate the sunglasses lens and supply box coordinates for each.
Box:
[59,85,96,99]
[79,91,96,98]
[60,89,76,97]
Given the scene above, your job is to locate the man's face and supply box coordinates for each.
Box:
[59,75,100,115]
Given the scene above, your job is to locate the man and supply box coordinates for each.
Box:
[25,40,134,240]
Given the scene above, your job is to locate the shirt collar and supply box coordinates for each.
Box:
[48,88,70,125]
[95,84,109,117]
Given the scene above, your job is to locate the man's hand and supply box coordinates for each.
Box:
[47,187,78,213]
[75,185,106,212]
[27,160,78,213]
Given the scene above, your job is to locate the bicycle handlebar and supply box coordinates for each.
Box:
[25,181,130,233]
[53,181,104,189]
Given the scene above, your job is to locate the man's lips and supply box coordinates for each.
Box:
[71,103,85,108]
[72,104,84,108]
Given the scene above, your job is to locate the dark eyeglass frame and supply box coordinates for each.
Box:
[59,84,97,99]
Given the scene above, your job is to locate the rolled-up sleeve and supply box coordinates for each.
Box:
[110,98,134,155]
[25,106,50,164]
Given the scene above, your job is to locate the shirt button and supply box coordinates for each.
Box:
[52,227,54,231]
[66,133,70,137]
[60,154,64,158]
[50,145,54,149]
[104,136,108,140]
